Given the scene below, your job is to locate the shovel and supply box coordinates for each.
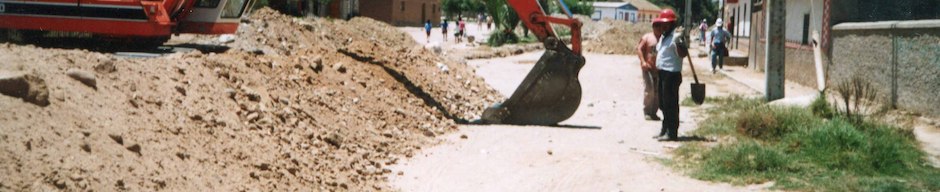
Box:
[687,55,706,105]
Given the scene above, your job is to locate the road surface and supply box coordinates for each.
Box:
[389,51,766,191]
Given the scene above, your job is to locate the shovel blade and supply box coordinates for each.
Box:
[691,83,706,105]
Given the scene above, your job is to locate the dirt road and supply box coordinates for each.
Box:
[389,51,765,191]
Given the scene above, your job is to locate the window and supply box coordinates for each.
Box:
[195,0,220,8]
[401,1,405,12]
[221,0,248,18]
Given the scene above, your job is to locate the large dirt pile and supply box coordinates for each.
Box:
[583,19,651,55]
[0,8,500,191]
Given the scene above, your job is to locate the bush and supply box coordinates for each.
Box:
[674,96,940,191]
[487,31,520,47]
[809,92,835,119]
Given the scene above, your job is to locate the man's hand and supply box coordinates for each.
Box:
[673,26,690,50]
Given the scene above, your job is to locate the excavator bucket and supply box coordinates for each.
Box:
[481,37,585,125]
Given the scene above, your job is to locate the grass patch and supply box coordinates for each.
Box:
[671,95,940,191]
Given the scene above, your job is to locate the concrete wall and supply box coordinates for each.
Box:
[750,40,819,87]
[360,0,440,26]
[830,20,940,116]
[784,0,823,43]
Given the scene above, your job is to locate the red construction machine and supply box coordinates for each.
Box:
[480,0,586,125]
[0,0,253,46]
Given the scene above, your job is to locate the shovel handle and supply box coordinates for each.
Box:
[686,55,700,84]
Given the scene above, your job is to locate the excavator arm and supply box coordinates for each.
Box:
[508,0,582,54]
[480,0,586,125]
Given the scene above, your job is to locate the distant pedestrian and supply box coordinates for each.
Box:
[424,20,432,43]
[486,16,493,30]
[442,19,449,42]
[478,13,485,28]
[709,18,731,73]
[699,19,708,45]
[637,31,661,121]
[457,17,466,43]
[652,9,688,141]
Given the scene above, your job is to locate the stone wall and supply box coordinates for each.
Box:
[831,20,940,116]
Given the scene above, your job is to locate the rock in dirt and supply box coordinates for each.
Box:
[332,62,347,73]
[324,132,344,148]
[94,60,117,73]
[66,69,97,89]
[0,70,50,106]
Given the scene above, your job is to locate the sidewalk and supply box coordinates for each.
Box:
[686,45,818,102]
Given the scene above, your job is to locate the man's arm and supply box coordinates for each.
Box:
[636,37,649,69]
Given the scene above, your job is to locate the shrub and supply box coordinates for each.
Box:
[809,92,835,119]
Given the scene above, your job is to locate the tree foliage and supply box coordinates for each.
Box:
[485,0,521,46]
[442,0,486,19]
[553,0,594,16]
[648,0,718,26]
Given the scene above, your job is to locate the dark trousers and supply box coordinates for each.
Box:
[711,43,727,70]
[658,70,682,138]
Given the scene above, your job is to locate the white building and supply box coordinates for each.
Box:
[591,2,637,21]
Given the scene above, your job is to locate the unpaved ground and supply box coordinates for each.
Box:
[390,51,766,191]
[0,8,501,191]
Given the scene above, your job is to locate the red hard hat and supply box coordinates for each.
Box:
[653,9,677,24]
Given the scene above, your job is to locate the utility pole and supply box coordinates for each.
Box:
[765,0,785,101]
[685,0,692,28]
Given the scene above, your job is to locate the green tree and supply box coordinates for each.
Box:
[485,0,521,46]
[553,0,594,16]
[648,0,718,25]
[442,0,486,19]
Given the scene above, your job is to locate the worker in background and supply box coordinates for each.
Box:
[699,19,708,46]
[442,19,449,42]
[424,20,432,43]
[709,18,732,73]
[652,9,688,141]
[636,30,661,121]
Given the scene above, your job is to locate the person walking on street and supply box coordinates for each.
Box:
[457,17,466,43]
[652,9,689,141]
[709,18,732,73]
[636,31,661,121]
[442,19,449,42]
[424,20,432,43]
[699,19,708,45]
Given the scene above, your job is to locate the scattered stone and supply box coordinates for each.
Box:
[94,60,117,73]
[224,88,237,99]
[126,144,141,156]
[66,68,97,89]
[324,132,344,148]
[332,62,346,73]
[108,134,123,145]
[175,86,187,96]
[0,70,50,106]
[460,134,468,139]
[547,150,553,155]
[80,143,91,153]
[246,112,260,121]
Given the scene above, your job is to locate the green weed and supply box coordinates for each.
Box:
[671,96,940,191]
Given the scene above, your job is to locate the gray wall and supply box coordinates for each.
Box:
[830,20,940,116]
[749,40,818,88]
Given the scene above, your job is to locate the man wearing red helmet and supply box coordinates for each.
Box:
[652,9,689,141]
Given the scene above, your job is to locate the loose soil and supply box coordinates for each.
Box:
[583,19,651,55]
[0,8,500,191]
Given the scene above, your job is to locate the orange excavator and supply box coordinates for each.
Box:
[480,0,586,125]
[0,0,253,46]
